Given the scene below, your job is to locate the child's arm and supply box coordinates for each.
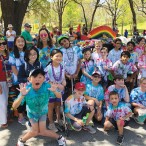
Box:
[82,68,92,79]
[131,102,146,109]
[73,59,81,78]
[12,83,30,109]
[84,94,99,106]
[11,66,18,76]
[119,112,133,121]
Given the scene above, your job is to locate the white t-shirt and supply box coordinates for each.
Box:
[6,30,16,41]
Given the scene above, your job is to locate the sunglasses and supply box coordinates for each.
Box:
[93,75,101,78]
[0,42,7,46]
[40,33,48,37]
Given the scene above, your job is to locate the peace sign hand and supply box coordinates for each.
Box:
[17,83,31,96]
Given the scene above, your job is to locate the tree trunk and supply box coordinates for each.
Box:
[58,14,62,34]
[1,0,30,35]
[128,0,137,34]
[81,5,88,32]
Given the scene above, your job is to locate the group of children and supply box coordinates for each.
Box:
[0,31,146,146]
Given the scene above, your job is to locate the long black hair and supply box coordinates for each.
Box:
[24,46,39,63]
[13,36,26,58]
[37,28,53,49]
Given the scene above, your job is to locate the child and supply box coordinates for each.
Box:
[138,44,146,78]
[112,51,137,92]
[0,38,10,128]
[18,46,43,83]
[58,35,82,96]
[108,38,122,64]
[130,77,146,125]
[8,36,26,125]
[80,47,94,84]
[65,82,96,134]
[91,40,102,62]
[104,91,132,145]
[44,49,66,132]
[84,71,104,122]
[12,69,66,146]
[37,28,55,69]
[95,47,112,90]
[104,75,130,108]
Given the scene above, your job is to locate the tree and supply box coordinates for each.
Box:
[1,0,30,35]
[134,0,146,15]
[51,0,71,33]
[128,0,137,33]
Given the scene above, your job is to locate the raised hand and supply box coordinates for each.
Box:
[17,83,31,96]
[48,82,58,92]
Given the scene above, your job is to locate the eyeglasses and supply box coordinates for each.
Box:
[93,75,101,78]
[29,53,37,56]
[40,33,48,37]
[0,42,7,46]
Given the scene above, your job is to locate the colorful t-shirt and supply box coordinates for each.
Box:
[108,49,122,64]
[60,46,82,75]
[112,60,137,79]
[104,85,126,103]
[91,52,100,63]
[138,54,146,78]
[84,83,104,101]
[95,58,112,81]
[38,46,54,69]
[65,95,86,115]
[128,52,138,65]
[134,46,144,57]
[20,82,55,121]
[105,102,132,121]
[9,51,25,85]
[80,59,94,84]
[130,87,146,107]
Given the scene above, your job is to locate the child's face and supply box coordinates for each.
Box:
[92,75,101,84]
[95,43,102,52]
[15,37,25,51]
[114,79,124,87]
[115,41,122,49]
[121,55,129,64]
[29,74,45,90]
[127,43,134,52]
[100,49,108,57]
[84,51,91,60]
[139,38,145,46]
[51,52,62,64]
[109,94,119,106]
[60,39,70,48]
[0,41,7,51]
[140,79,146,91]
[39,30,48,42]
[29,49,38,63]
[74,89,85,97]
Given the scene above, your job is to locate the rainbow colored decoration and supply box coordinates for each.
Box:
[88,25,116,39]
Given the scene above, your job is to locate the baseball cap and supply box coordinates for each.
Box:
[29,69,45,77]
[92,71,101,76]
[74,82,86,91]
[57,35,69,44]
[24,23,32,28]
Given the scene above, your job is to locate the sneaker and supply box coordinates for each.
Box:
[16,139,25,146]
[57,135,66,146]
[18,118,27,126]
[25,121,32,130]
[83,125,96,134]
[48,123,58,132]
[116,135,124,145]
[133,116,144,125]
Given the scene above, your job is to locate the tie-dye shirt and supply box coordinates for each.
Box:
[112,60,137,79]
[138,54,146,78]
[128,52,138,65]
[95,58,112,81]
[9,51,25,85]
[134,46,144,57]
[105,102,132,121]
[84,83,104,101]
[20,82,55,121]
[65,95,86,115]
[130,87,146,107]
[80,59,94,84]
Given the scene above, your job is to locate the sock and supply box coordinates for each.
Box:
[58,135,62,140]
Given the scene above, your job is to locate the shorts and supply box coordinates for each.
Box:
[30,114,47,124]
[49,98,61,103]
[7,41,14,49]
[109,118,129,130]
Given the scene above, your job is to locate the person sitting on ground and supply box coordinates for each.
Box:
[65,82,96,134]
[112,51,137,92]
[104,91,132,145]
[12,69,66,146]
[84,71,104,122]
[130,77,146,125]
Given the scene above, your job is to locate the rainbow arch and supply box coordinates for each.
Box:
[88,25,116,39]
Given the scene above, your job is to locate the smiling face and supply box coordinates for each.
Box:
[29,49,38,64]
[109,94,119,106]
[121,55,129,64]
[60,38,70,48]
[29,74,45,90]
[92,74,101,84]
[114,78,125,88]
[39,29,49,42]
[74,89,85,97]
[15,37,25,51]
[51,52,63,65]
[84,50,91,60]
[127,43,134,52]
[0,41,7,51]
